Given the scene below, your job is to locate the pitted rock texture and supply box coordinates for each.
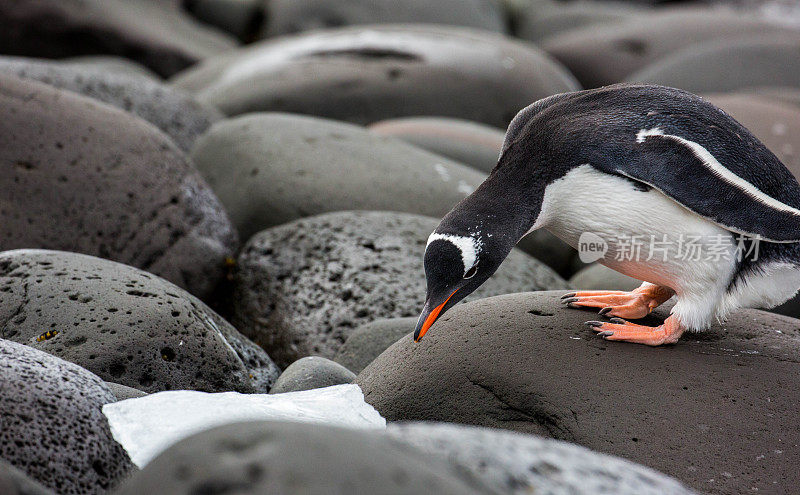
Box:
[334,317,416,374]
[261,0,507,37]
[231,211,568,368]
[191,113,486,242]
[0,74,237,300]
[368,117,505,173]
[171,25,579,127]
[387,422,696,495]
[0,0,235,77]
[358,291,800,495]
[0,339,133,495]
[0,250,279,393]
[115,421,497,495]
[269,357,356,394]
[0,459,55,495]
[0,56,221,152]
[627,35,800,93]
[543,9,795,88]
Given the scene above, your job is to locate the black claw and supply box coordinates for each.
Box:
[561,292,576,300]
[598,331,614,338]
[585,321,603,328]
[598,307,612,316]
[609,317,627,324]
[562,297,578,305]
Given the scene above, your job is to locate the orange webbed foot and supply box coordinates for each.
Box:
[561,284,674,319]
[585,315,684,346]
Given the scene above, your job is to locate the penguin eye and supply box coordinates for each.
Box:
[463,265,478,279]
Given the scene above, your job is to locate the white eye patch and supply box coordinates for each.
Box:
[426,232,480,277]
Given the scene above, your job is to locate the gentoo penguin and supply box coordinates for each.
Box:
[414,84,800,346]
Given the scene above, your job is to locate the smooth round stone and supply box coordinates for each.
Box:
[0,56,222,152]
[0,339,133,494]
[569,263,641,291]
[703,93,800,180]
[0,74,237,300]
[184,0,265,42]
[115,421,495,495]
[334,317,416,374]
[269,357,357,394]
[261,0,507,37]
[746,86,800,108]
[0,0,235,77]
[171,25,579,127]
[543,8,794,88]
[368,117,505,173]
[627,35,800,93]
[105,382,148,401]
[515,0,645,42]
[60,56,160,80]
[232,211,568,367]
[0,459,55,495]
[515,229,577,278]
[0,249,279,393]
[358,291,800,494]
[387,422,696,495]
[191,113,486,242]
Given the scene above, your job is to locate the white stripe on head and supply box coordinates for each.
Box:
[426,232,480,275]
[636,127,800,217]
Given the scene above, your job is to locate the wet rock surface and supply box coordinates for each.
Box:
[358,291,800,494]
[0,56,221,152]
[0,250,279,393]
[0,74,237,300]
[171,25,579,127]
[269,356,356,394]
[115,421,497,495]
[0,339,133,495]
[232,211,568,367]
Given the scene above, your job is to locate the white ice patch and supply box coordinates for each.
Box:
[434,163,451,182]
[636,127,800,218]
[457,180,474,194]
[102,384,385,468]
[427,232,480,275]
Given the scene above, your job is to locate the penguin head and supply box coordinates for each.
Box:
[414,231,504,342]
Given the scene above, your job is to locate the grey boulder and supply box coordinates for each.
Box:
[184,0,266,42]
[261,0,507,37]
[543,9,794,88]
[59,56,160,80]
[0,0,236,77]
[0,459,55,495]
[172,25,579,127]
[0,56,221,152]
[334,317,417,373]
[231,211,567,367]
[0,339,133,495]
[387,422,696,495]
[105,382,148,401]
[191,112,486,242]
[627,35,800,93]
[114,421,497,495]
[269,356,356,394]
[569,263,641,291]
[368,116,506,173]
[358,291,800,494]
[0,249,279,393]
[0,74,237,300]
[515,0,645,42]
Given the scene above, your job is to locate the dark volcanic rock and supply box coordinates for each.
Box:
[261,0,507,37]
[0,459,55,495]
[627,35,800,93]
[368,116,505,173]
[0,0,235,77]
[171,25,579,127]
[387,422,696,495]
[232,211,568,367]
[543,9,793,88]
[0,56,221,152]
[115,421,496,495]
[269,356,356,394]
[357,291,800,494]
[0,249,279,393]
[191,113,485,241]
[105,382,148,401]
[0,74,237,300]
[334,317,416,373]
[0,339,133,495]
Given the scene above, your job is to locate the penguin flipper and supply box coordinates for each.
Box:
[598,131,800,243]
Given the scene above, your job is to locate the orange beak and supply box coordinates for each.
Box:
[413,288,459,342]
